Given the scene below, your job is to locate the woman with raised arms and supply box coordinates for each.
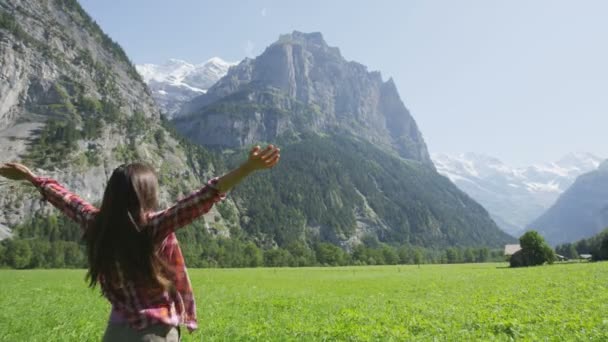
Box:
[0,144,280,341]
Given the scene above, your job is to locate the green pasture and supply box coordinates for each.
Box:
[1,262,607,341]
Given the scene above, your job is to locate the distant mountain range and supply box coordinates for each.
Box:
[530,161,608,246]
[136,58,236,117]
[432,153,603,236]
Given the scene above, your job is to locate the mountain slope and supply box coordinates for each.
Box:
[529,161,608,245]
[136,58,235,117]
[0,0,223,236]
[432,152,602,236]
[229,134,513,248]
[176,31,432,166]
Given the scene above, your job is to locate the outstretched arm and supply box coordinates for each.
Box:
[0,163,98,228]
[148,144,280,239]
[216,144,281,192]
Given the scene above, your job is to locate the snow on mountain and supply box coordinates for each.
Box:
[432,152,603,236]
[136,58,237,117]
[530,159,608,245]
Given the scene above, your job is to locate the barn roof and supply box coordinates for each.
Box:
[504,244,522,256]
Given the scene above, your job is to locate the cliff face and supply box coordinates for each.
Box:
[176,31,432,166]
[0,0,224,237]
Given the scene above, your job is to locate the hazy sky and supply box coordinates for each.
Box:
[79,0,608,166]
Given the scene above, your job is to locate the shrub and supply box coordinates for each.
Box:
[510,231,555,267]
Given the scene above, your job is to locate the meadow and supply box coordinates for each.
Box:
[0,262,607,341]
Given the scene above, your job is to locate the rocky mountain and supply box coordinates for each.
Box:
[529,161,608,246]
[171,31,513,248]
[176,31,433,166]
[136,58,235,117]
[0,0,513,254]
[0,0,224,239]
[432,152,603,236]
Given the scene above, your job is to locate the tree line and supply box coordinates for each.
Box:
[0,214,505,269]
[555,228,608,261]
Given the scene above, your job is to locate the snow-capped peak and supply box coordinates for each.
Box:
[136,57,239,117]
[205,57,233,67]
[431,152,604,236]
[556,152,602,170]
[433,152,515,181]
[136,57,237,90]
[433,152,603,190]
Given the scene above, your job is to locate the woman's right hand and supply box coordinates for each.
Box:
[0,162,37,183]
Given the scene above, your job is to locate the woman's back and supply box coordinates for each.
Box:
[0,144,280,340]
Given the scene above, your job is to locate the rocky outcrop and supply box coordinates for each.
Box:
[176,31,432,166]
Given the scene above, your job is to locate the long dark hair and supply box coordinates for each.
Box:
[85,163,172,292]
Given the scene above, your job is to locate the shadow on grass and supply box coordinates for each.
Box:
[496,260,592,269]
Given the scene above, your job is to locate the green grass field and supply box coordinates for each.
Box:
[1,262,607,341]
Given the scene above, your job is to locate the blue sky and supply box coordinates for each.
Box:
[80,0,608,166]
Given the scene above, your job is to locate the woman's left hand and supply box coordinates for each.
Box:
[215,145,281,193]
[0,162,37,183]
[245,145,280,172]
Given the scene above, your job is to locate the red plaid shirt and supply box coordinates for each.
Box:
[33,176,225,332]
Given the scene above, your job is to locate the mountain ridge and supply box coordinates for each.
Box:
[529,165,608,245]
[432,152,603,236]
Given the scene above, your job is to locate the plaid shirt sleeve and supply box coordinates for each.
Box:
[33,177,99,229]
[147,178,226,241]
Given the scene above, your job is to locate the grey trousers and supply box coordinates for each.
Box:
[102,323,180,342]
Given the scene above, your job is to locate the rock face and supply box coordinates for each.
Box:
[432,152,603,236]
[176,31,432,166]
[0,0,223,237]
[528,161,608,246]
[136,58,235,117]
[0,1,156,155]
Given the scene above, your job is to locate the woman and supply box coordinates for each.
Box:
[0,144,280,341]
